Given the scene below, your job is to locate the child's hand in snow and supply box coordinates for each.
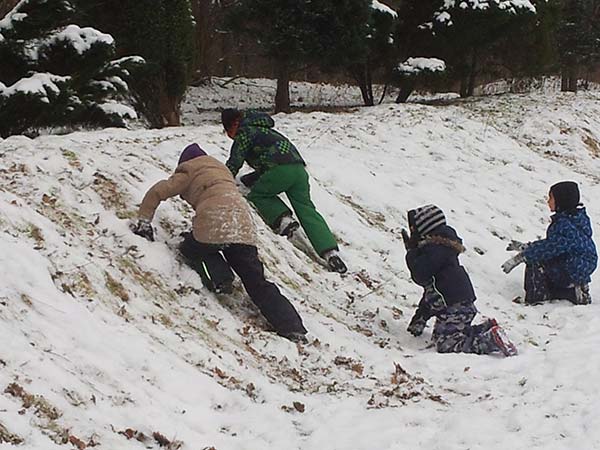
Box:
[506,240,528,252]
[501,254,524,274]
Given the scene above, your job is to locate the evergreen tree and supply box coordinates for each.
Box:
[226,0,371,113]
[0,0,142,138]
[557,0,600,91]
[350,1,399,106]
[427,0,538,96]
[499,0,562,79]
[81,0,195,126]
[391,57,447,102]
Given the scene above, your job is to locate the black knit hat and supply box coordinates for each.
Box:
[550,181,581,212]
[221,108,242,131]
[408,204,446,236]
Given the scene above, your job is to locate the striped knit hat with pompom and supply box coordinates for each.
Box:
[408,204,446,236]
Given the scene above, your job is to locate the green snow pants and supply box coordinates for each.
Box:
[247,164,338,256]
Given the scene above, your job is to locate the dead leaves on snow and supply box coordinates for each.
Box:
[211,367,258,400]
[281,401,306,414]
[0,422,23,445]
[333,356,364,376]
[3,382,96,448]
[366,363,447,409]
[118,427,183,449]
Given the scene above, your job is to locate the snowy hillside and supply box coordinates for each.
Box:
[1,90,600,449]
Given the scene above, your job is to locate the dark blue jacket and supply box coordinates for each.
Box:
[406,224,476,310]
[522,208,597,284]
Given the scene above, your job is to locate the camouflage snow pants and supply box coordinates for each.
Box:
[432,303,497,354]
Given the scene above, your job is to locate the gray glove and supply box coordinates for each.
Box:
[131,218,155,241]
[501,253,525,274]
[506,239,528,252]
[407,312,427,336]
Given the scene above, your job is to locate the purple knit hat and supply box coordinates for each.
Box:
[178,143,207,165]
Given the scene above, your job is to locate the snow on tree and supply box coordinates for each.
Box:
[0,0,143,138]
[371,0,398,17]
[396,57,446,74]
[393,57,447,102]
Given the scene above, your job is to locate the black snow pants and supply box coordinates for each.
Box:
[179,232,307,335]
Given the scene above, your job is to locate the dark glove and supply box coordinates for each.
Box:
[506,239,528,252]
[407,312,427,336]
[240,171,261,188]
[401,228,419,250]
[501,253,524,274]
[131,219,154,241]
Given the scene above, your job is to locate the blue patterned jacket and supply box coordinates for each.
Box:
[522,208,597,284]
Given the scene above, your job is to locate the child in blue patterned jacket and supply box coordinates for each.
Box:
[502,181,598,304]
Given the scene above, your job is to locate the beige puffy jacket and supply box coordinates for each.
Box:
[138,155,257,246]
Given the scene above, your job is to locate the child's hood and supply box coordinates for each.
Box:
[554,207,594,238]
[418,224,466,254]
[241,111,275,129]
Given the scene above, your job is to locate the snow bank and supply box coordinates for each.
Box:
[1,91,600,449]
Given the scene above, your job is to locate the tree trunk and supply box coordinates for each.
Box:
[378,84,388,105]
[191,0,211,78]
[459,48,478,98]
[0,0,19,17]
[275,63,291,113]
[353,64,374,106]
[561,66,578,92]
[467,48,478,97]
[395,79,416,103]
[459,77,469,98]
[158,89,181,126]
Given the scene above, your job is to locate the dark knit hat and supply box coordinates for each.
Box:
[221,108,242,131]
[408,204,446,236]
[178,143,207,165]
[550,181,581,212]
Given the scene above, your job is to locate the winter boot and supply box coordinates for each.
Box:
[214,280,234,295]
[323,250,348,274]
[488,325,518,357]
[277,215,300,238]
[573,284,592,305]
[471,318,497,335]
[278,331,308,344]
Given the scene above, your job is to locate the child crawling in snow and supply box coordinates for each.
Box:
[403,205,517,356]
[502,181,597,305]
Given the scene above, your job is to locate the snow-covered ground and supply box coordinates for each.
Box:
[1,86,600,449]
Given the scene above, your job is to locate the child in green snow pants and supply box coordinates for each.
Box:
[247,164,338,257]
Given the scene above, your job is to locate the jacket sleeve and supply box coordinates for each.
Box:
[138,172,188,221]
[225,130,252,176]
[405,246,448,287]
[522,220,579,264]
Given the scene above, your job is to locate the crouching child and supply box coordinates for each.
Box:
[130,143,307,343]
[502,181,597,305]
[404,205,517,356]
